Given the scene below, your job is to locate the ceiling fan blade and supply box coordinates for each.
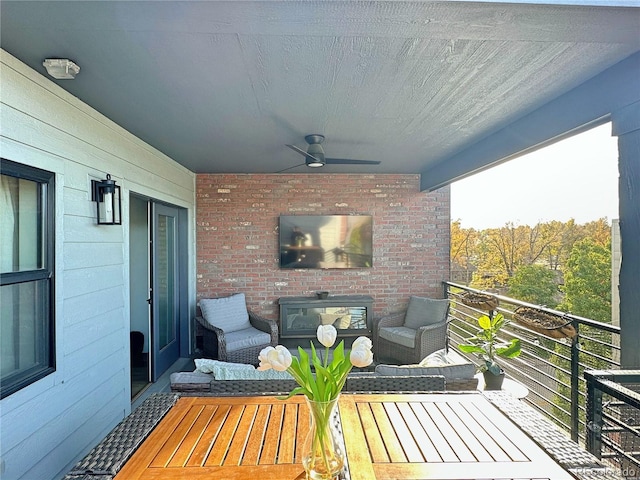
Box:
[285,144,323,163]
[285,144,309,156]
[276,162,307,173]
[325,158,381,165]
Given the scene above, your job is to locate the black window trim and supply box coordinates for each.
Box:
[0,158,56,399]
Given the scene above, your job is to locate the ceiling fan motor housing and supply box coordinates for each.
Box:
[306,143,325,166]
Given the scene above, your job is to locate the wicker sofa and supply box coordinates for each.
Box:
[169,370,476,395]
[171,347,478,395]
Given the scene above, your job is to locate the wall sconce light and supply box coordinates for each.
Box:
[91,174,121,225]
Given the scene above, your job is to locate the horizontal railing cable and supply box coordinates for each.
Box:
[445,281,620,446]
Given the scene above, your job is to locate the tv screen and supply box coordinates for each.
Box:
[279,215,373,269]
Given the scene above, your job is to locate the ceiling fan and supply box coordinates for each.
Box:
[282,134,381,172]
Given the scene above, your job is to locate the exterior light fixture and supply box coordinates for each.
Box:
[42,58,80,79]
[91,174,121,225]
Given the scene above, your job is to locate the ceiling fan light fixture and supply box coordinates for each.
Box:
[43,58,80,79]
[306,159,325,168]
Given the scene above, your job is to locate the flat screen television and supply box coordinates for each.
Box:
[279,215,373,269]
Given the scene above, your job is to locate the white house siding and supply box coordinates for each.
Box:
[0,50,196,480]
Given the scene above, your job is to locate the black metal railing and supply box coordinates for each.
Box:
[585,370,640,477]
[444,281,621,444]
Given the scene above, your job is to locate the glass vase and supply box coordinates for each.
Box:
[301,396,344,480]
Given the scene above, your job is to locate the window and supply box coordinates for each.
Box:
[1,159,55,398]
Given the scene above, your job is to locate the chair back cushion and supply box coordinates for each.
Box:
[403,296,449,330]
[199,293,252,333]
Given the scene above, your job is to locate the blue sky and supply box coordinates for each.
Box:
[450,123,619,230]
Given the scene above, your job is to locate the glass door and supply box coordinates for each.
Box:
[151,203,180,381]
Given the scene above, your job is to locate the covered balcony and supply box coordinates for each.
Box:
[1,1,639,479]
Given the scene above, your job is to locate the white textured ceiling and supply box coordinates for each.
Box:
[1,1,639,176]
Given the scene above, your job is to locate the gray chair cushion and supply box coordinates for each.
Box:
[199,293,252,333]
[378,326,416,348]
[403,296,449,330]
[224,328,271,352]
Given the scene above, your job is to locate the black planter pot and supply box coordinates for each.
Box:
[483,370,505,390]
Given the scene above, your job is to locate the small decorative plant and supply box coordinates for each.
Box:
[458,312,521,376]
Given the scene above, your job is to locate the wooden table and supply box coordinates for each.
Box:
[114,393,574,480]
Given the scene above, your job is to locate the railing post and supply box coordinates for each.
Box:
[570,321,580,442]
[585,371,603,459]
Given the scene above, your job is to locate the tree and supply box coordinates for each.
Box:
[558,238,612,323]
[450,220,478,284]
[455,218,613,297]
[507,264,559,307]
[471,222,560,289]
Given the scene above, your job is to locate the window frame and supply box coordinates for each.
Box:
[1,158,56,399]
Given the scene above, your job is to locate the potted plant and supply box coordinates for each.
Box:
[458,312,521,390]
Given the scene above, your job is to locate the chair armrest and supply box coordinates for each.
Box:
[195,315,225,337]
[248,311,279,346]
[195,316,227,360]
[376,312,405,329]
[374,312,405,353]
[415,320,448,359]
[415,320,447,335]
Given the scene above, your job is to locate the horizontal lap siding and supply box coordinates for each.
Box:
[0,50,196,480]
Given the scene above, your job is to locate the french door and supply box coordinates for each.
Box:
[150,203,181,381]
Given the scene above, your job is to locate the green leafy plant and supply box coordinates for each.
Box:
[458,313,521,374]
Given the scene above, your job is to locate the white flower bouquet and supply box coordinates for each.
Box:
[257,324,374,478]
[257,324,374,401]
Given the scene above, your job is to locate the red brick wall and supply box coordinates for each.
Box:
[196,174,450,320]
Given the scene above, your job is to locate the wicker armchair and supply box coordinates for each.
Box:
[375,296,450,365]
[196,293,278,365]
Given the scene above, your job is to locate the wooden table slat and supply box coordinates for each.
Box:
[240,404,271,466]
[167,404,218,467]
[397,402,443,462]
[203,403,245,466]
[382,402,425,463]
[435,402,494,462]
[408,402,458,462]
[295,402,308,459]
[355,402,390,463]
[149,403,205,467]
[278,402,302,464]
[185,404,231,467]
[422,401,476,462]
[225,404,259,465]
[337,396,378,479]
[258,402,285,465]
[453,400,528,463]
[464,401,532,462]
[369,401,408,463]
